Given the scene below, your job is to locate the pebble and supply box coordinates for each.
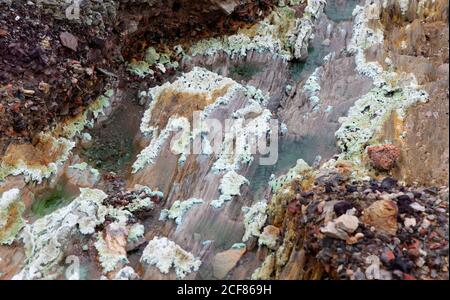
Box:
[420,218,431,230]
[410,202,426,212]
[426,214,436,221]
[404,217,416,228]
[60,31,78,51]
[381,249,395,265]
[334,201,353,216]
[365,255,381,280]
[415,257,426,267]
[381,177,398,190]
[352,269,366,280]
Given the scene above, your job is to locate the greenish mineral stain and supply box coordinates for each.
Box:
[31,184,78,217]
[229,62,264,81]
[324,0,358,23]
[80,98,143,175]
[289,45,328,82]
[82,133,134,173]
[249,136,324,198]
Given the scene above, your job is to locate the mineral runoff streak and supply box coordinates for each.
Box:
[177,284,272,297]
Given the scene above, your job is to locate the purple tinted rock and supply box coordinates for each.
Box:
[334,201,353,216]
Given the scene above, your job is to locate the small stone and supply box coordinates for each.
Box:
[367,144,400,171]
[346,185,357,193]
[381,249,395,265]
[420,218,431,230]
[22,89,35,95]
[410,202,426,212]
[403,273,416,280]
[426,214,436,221]
[346,236,358,245]
[390,256,412,273]
[392,270,404,279]
[85,68,94,76]
[415,257,425,267]
[60,31,78,51]
[365,255,381,280]
[38,81,50,94]
[381,177,398,190]
[355,232,364,240]
[334,201,353,216]
[404,217,416,228]
[379,270,393,280]
[321,221,349,240]
[352,268,366,280]
[397,195,414,214]
[346,269,354,277]
[335,214,359,233]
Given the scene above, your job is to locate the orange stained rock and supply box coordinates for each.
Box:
[361,200,399,236]
[146,84,232,131]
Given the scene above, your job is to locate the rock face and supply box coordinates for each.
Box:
[375,0,449,186]
[212,247,246,279]
[367,144,401,171]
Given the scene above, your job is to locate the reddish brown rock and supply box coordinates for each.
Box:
[361,200,398,235]
[367,144,401,171]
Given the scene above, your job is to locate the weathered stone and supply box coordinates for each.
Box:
[410,202,426,212]
[321,221,349,240]
[334,201,353,216]
[0,189,25,245]
[361,200,398,235]
[404,217,417,228]
[367,144,401,171]
[335,214,359,233]
[365,255,381,280]
[59,31,78,51]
